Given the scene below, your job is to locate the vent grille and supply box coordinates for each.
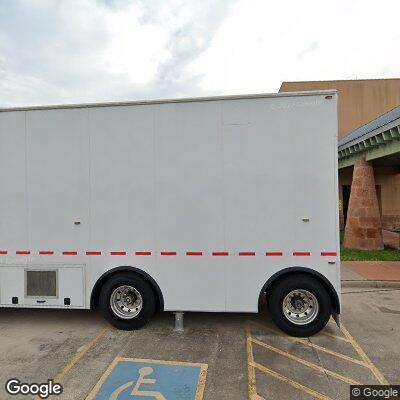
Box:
[26,270,57,297]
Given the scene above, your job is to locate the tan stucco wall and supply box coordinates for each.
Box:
[279,79,400,138]
[375,167,400,230]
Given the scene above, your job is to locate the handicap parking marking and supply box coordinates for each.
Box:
[86,357,208,400]
[245,319,389,400]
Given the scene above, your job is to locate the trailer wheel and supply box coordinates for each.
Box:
[267,274,331,337]
[99,273,156,330]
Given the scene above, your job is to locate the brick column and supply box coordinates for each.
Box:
[343,157,383,250]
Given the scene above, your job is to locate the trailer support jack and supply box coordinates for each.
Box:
[174,311,184,332]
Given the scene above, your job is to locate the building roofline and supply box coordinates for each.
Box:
[0,90,337,113]
[338,105,400,149]
[338,105,400,169]
[281,78,400,85]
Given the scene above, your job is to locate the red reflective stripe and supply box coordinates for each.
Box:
[3,248,332,257]
[63,251,77,255]
[321,252,337,256]
[186,251,203,256]
[135,251,151,256]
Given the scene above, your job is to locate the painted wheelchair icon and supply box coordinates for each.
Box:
[86,358,208,400]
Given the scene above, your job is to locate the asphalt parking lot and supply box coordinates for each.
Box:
[0,287,399,400]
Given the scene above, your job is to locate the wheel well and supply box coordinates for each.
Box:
[258,267,340,314]
[90,266,164,311]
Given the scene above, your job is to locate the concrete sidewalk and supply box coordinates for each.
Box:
[341,261,400,288]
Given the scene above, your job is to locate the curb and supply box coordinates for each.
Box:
[341,280,400,288]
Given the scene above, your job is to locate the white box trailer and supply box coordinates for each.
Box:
[0,90,339,336]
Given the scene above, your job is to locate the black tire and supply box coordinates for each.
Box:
[99,273,156,330]
[267,274,331,337]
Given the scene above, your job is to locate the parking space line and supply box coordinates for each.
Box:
[317,330,350,342]
[86,356,121,400]
[340,324,389,385]
[194,362,208,400]
[33,326,110,400]
[245,324,259,399]
[53,326,110,384]
[246,319,390,399]
[250,337,360,385]
[250,361,331,400]
[247,321,368,367]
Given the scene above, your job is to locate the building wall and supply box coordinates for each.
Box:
[280,79,400,138]
[339,166,400,230]
[377,167,400,230]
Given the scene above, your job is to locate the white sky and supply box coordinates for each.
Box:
[0,0,399,107]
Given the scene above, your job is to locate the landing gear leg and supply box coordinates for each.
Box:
[174,312,184,332]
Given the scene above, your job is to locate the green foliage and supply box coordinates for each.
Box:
[340,231,400,261]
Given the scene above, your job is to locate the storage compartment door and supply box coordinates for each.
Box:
[0,265,85,308]
[0,267,25,306]
[58,266,85,307]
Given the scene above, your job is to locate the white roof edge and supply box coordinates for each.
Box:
[0,90,337,113]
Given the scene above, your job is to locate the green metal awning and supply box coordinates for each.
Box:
[338,107,400,169]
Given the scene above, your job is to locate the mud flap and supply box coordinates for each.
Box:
[333,312,340,327]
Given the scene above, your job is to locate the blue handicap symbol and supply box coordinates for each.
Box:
[93,359,205,400]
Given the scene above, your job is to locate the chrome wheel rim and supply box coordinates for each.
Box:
[282,289,319,325]
[110,285,143,319]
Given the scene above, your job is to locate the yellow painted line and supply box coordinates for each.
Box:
[247,320,368,367]
[86,356,121,400]
[245,324,258,399]
[86,356,208,400]
[116,357,208,368]
[251,337,360,385]
[34,325,110,400]
[53,326,110,383]
[340,323,389,385]
[312,318,350,342]
[195,363,208,400]
[251,361,331,400]
[317,330,350,342]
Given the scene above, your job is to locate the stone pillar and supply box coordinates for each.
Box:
[344,157,383,250]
